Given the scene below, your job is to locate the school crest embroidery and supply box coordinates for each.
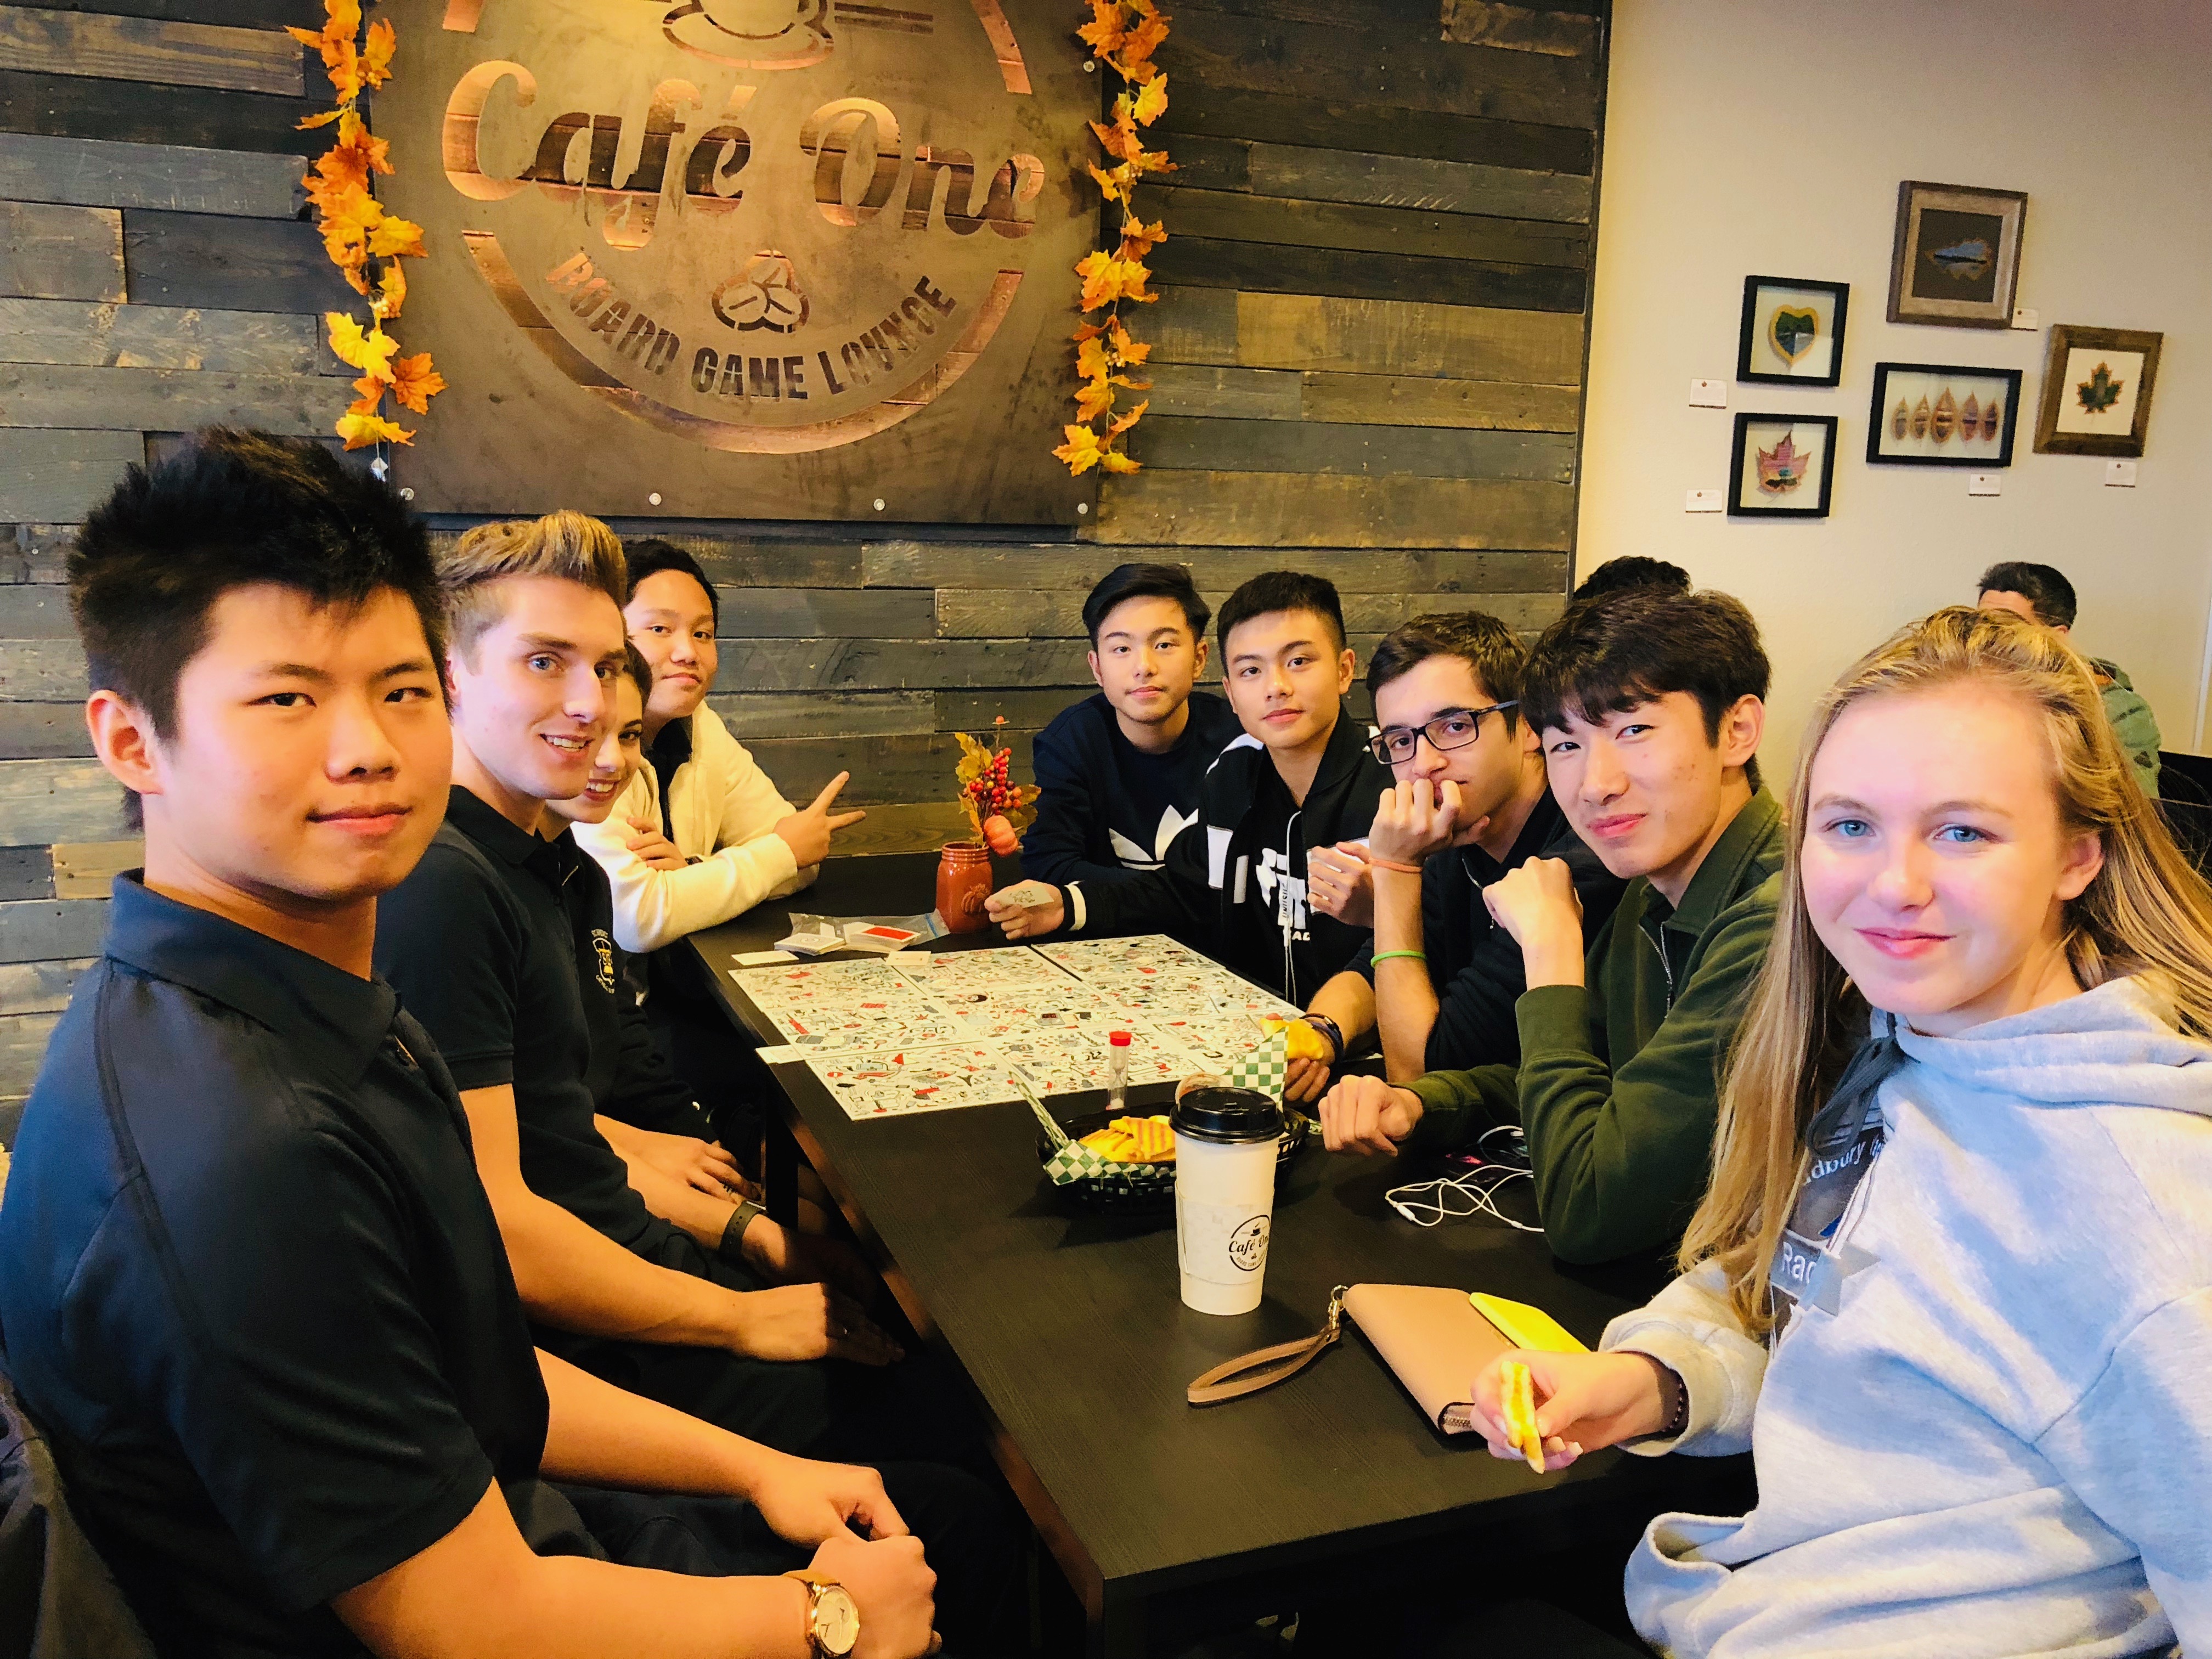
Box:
[591,927,617,992]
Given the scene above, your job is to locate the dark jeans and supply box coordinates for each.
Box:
[1410,1598,1652,1657]
[555,1465,1017,1655]
[645,945,771,1162]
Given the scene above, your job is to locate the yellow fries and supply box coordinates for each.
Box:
[1500,1359,1545,1473]
[1076,1114,1177,1163]
[1260,1017,1330,1063]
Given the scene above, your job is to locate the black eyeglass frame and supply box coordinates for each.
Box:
[1367,702,1519,766]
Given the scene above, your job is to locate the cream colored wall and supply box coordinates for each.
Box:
[1579,0,2212,777]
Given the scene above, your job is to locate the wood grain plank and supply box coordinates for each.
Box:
[716,587,935,640]
[0,298,317,371]
[0,4,303,95]
[122,208,352,313]
[0,757,128,842]
[1151,235,1587,314]
[0,66,323,154]
[936,587,1566,639]
[0,200,122,300]
[0,431,138,525]
[1137,184,1589,268]
[39,1,316,26]
[50,836,133,897]
[0,362,345,433]
[0,955,88,1013]
[1142,362,1301,421]
[706,690,937,740]
[1169,0,1599,34]
[0,524,74,583]
[1300,370,1581,431]
[425,528,870,590]
[0,639,83,701]
[0,702,93,758]
[1163,2,1598,128]
[869,543,1568,593]
[0,1009,59,1092]
[1125,415,1577,482]
[1440,0,1600,55]
[0,584,72,636]
[1160,81,1593,175]
[1244,141,1592,223]
[936,689,1089,731]
[1143,285,1239,368]
[715,638,1094,693]
[1094,471,1576,549]
[0,845,51,900]
[0,131,302,216]
[821,800,972,858]
[0,896,109,963]
[747,731,1039,806]
[1237,291,1585,383]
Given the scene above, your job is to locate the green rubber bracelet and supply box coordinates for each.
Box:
[1370,950,1428,966]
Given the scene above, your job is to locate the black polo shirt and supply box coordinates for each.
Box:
[0,876,550,1655]
[1350,789,1628,1071]
[375,787,703,1256]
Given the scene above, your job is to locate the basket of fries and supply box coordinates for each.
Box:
[1030,1099,1312,1215]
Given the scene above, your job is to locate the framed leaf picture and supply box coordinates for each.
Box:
[1866,362,2023,467]
[1737,276,1849,386]
[1728,413,1837,518]
[2033,325,2163,457]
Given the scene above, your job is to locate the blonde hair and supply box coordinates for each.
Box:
[1684,605,2212,1335]
[438,510,627,661]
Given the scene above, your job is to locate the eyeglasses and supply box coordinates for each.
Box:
[1367,702,1517,766]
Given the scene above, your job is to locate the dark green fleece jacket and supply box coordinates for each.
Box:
[1399,789,1785,1265]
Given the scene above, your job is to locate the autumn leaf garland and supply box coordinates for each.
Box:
[1054,0,1173,478]
[290,0,445,451]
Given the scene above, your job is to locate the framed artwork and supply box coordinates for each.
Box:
[2034,325,2163,456]
[1737,275,1849,385]
[1887,181,2027,328]
[1866,362,2023,466]
[1728,413,1837,518]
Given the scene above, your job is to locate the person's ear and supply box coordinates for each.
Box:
[442,651,465,714]
[1517,716,1542,757]
[85,690,165,803]
[1718,694,1766,771]
[1192,636,1209,678]
[2052,621,2071,637]
[2055,828,2104,902]
[1335,646,1356,695]
[1086,648,1103,689]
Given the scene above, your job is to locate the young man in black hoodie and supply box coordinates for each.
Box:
[1021,562,1242,886]
[986,571,1392,1014]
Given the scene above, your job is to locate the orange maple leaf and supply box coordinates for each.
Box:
[1076,250,1124,311]
[367,212,426,261]
[1116,258,1156,304]
[336,109,392,174]
[1131,74,1169,126]
[319,185,381,268]
[1071,321,1107,344]
[1120,13,1170,65]
[348,374,388,417]
[326,311,399,379]
[389,353,447,415]
[374,258,408,320]
[1075,375,1116,424]
[1089,116,1137,165]
[336,410,413,451]
[296,106,343,130]
[1086,162,1128,205]
[1098,447,1143,473]
[326,37,363,104]
[1075,0,1124,54]
[1106,318,1151,366]
[1107,399,1149,437]
[1053,424,1106,476]
[362,18,396,87]
[1075,336,1113,381]
[1119,218,1168,261]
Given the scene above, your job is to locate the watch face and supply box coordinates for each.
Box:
[817,1585,860,1656]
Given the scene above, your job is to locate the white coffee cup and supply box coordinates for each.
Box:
[1170,1086,1282,1315]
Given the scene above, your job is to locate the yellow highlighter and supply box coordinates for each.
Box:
[1500,1359,1545,1472]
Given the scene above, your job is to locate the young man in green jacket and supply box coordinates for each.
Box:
[1319,586,1782,1266]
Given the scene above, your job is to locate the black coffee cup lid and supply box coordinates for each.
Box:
[1171,1086,1282,1144]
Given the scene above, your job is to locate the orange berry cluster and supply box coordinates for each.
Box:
[966,749,1017,814]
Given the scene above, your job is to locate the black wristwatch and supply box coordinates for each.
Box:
[718,1197,766,1261]
[1304,1012,1346,1064]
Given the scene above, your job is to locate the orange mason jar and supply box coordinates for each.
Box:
[935,840,993,934]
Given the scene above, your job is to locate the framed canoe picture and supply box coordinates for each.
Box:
[1737,275,1849,386]
[1729,413,1837,518]
[1866,362,2024,466]
[1887,181,2027,328]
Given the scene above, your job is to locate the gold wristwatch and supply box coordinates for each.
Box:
[785,1571,860,1657]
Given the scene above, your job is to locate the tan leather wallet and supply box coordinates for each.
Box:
[1341,1282,1512,1435]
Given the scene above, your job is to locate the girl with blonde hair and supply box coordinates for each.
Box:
[1459,606,2212,1658]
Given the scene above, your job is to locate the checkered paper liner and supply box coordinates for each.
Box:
[1019,1079,1118,1186]
[1221,1024,1291,1102]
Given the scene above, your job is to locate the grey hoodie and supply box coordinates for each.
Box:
[1602,975,2212,1659]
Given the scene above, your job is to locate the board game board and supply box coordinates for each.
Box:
[729,935,1302,1120]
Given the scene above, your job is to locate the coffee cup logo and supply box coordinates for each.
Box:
[432,0,1054,456]
[1228,1215,1270,1272]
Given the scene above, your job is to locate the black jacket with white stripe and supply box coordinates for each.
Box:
[1059,710,1390,1003]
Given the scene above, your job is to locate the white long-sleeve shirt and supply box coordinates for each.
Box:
[570,704,816,953]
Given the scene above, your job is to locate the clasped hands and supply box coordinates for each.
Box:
[1307,778,1491,927]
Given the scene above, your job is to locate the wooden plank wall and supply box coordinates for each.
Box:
[0,0,1605,1119]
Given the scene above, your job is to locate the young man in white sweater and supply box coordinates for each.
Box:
[571,540,865,1154]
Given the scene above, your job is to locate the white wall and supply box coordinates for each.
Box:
[1578,0,2212,777]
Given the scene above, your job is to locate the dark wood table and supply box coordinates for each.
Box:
[691,854,1742,1657]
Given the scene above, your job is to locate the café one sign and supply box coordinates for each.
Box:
[384,0,1093,521]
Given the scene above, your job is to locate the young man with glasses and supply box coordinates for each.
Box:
[1298,613,1625,1088]
[1320,588,1781,1267]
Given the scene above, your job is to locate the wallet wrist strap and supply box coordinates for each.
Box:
[1186,1286,1348,1406]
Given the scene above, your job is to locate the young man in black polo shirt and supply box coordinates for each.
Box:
[1022,562,1241,885]
[375,514,984,1473]
[1300,612,1625,1080]
[986,571,1392,1019]
[0,431,967,1656]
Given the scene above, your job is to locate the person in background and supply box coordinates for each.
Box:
[570,539,865,1156]
[1300,613,1626,1086]
[1319,588,1782,1267]
[984,571,1392,1016]
[1451,607,2212,1659]
[1570,556,1691,605]
[1976,560,2163,797]
[1022,562,1242,887]
[0,430,958,1658]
